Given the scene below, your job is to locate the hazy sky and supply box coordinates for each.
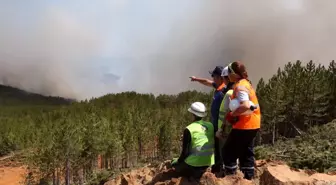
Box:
[1,0,335,99]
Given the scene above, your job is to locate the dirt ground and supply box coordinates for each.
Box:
[0,166,27,185]
[0,154,27,185]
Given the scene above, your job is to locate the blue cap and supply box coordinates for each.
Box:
[209,66,224,77]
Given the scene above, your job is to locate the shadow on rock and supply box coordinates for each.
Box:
[147,169,202,185]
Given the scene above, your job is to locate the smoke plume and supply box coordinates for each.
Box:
[0,1,335,99]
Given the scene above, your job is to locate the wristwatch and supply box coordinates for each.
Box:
[250,105,257,111]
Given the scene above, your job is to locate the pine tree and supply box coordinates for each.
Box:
[327,60,336,119]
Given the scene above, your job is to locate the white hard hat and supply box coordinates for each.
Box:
[229,98,257,115]
[221,66,229,77]
[188,102,207,117]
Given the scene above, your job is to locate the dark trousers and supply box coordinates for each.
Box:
[222,129,259,180]
[211,122,222,173]
[211,137,222,173]
[173,162,207,179]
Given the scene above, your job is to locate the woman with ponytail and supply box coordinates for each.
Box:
[221,61,261,180]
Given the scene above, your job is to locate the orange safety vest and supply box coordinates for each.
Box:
[230,79,261,130]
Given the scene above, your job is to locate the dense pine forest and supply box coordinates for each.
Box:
[0,60,335,184]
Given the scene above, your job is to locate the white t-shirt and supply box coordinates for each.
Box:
[237,91,249,102]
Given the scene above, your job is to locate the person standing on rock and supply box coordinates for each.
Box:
[190,66,226,173]
[171,102,215,178]
[222,61,261,180]
[215,66,234,168]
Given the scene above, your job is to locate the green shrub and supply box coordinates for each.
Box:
[255,120,336,172]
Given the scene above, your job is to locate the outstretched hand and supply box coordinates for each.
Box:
[189,76,213,87]
[189,76,197,81]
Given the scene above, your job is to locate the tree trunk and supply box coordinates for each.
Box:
[53,170,56,185]
[272,122,276,145]
[65,158,70,185]
[78,168,84,185]
[56,168,60,185]
[138,137,142,158]
[110,158,114,169]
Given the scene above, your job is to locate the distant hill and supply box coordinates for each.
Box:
[0,84,75,106]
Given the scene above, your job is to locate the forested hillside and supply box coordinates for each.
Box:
[0,60,335,184]
[0,84,74,106]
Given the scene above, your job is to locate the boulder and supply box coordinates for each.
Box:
[260,164,336,185]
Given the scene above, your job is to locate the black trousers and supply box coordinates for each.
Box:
[211,122,222,173]
[211,137,222,173]
[222,129,259,180]
[173,162,207,179]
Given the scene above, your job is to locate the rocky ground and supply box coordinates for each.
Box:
[1,157,335,185]
[104,160,336,185]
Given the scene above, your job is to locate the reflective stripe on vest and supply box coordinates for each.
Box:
[231,79,261,130]
[240,166,255,170]
[190,143,213,156]
[185,120,215,167]
[218,89,233,129]
[224,165,238,169]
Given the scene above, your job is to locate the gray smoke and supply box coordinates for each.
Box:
[0,1,335,99]
[0,5,101,99]
[146,0,336,94]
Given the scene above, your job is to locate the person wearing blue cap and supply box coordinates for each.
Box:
[190,66,226,174]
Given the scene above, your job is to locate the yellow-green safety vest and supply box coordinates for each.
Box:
[184,120,215,167]
[218,89,234,130]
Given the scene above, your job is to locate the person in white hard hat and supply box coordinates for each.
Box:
[170,102,215,179]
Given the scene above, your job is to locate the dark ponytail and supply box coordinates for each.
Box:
[231,61,252,85]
